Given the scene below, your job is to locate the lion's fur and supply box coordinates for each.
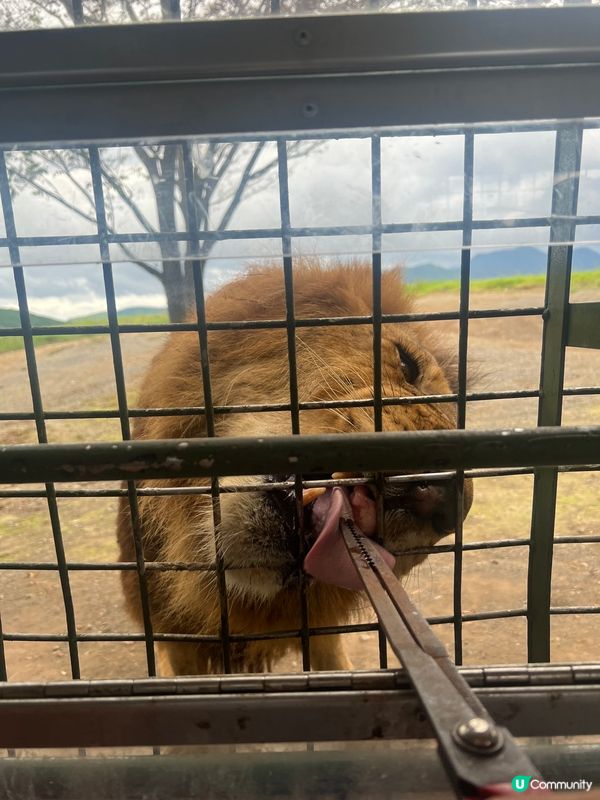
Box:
[117,262,467,674]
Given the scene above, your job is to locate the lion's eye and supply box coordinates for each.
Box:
[396,346,420,385]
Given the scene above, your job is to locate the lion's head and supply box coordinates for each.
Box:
[129,263,472,613]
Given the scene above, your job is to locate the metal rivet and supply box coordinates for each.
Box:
[453,717,503,754]
[294,28,312,46]
[302,103,318,119]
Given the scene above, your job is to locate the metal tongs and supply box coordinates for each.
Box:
[340,517,543,799]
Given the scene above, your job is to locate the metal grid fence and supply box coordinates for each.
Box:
[0,7,599,694]
[1,120,599,682]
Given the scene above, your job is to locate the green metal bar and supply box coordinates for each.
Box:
[566,302,600,349]
[527,124,583,663]
[0,611,6,683]
[0,305,546,338]
[0,387,560,423]
[0,426,598,484]
[0,152,81,681]
[89,146,157,679]
[371,133,388,669]
[453,129,474,666]
[182,141,232,674]
[277,138,311,671]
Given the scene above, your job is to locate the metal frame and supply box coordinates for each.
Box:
[1,664,600,748]
[1,138,599,667]
[2,427,600,484]
[2,8,600,143]
[2,744,600,800]
[0,6,599,766]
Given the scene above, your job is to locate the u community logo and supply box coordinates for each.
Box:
[512,775,594,793]
[513,776,532,792]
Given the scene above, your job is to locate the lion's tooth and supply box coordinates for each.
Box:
[302,487,327,506]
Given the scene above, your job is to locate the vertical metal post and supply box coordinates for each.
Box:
[527,124,583,662]
[88,146,157,677]
[453,129,474,666]
[182,141,231,674]
[371,134,387,668]
[0,606,13,754]
[277,138,311,670]
[0,150,80,679]
[0,602,6,682]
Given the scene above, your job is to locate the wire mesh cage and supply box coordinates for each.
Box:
[0,3,599,798]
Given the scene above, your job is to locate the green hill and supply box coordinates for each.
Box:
[0,306,168,354]
[0,308,60,327]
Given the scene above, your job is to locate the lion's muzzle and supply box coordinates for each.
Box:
[384,477,474,535]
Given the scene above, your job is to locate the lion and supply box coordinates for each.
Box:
[117,262,473,675]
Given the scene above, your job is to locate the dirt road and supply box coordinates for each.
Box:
[0,286,598,681]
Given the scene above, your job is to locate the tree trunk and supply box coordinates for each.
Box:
[162,263,189,322]
[152,149,189,322]
[183,255,208,302]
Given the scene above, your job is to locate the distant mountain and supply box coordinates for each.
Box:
[0,306,166,327]
[405,246,600,283]
[403,263,458,283]
[0,308,60,327]
[1,245,598,314]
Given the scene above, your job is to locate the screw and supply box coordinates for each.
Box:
[294,28,312,46]
[453,717,503,754]
[302,102,318,119]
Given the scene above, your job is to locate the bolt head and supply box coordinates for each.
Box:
[294,28,312,46]
[302,102,318,119]
[454,717,502,753]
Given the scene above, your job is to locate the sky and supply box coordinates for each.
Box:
[1,127,600,319]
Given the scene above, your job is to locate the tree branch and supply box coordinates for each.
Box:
[10,169,99,230]
[98,156,159,235]
[134,145,160,179]
[36,150,97,215]
[114,241,164,281]
[211,139,321,206]
[213,143,239,181]
[11,162,165,283]
[214,141,266,234]
[25,0,71,27]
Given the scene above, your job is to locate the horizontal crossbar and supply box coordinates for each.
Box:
[1,426,598,483]
[2,8,600,143]
[1,665,599,747]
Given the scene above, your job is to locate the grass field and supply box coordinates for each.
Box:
[408,267,600,296]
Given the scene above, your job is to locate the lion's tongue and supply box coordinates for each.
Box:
[303,486,396,591]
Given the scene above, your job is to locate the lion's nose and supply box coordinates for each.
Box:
[404,478,473,535]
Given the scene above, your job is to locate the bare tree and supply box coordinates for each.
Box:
[1,0,398,29]
[8,139,316,320]
[2,0,320,320]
